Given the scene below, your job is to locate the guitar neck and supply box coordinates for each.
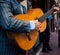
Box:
[38,8,54,23]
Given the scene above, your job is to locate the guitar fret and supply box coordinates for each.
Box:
[38,8,54,23]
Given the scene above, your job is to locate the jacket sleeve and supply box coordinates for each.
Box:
[0,2,30,32]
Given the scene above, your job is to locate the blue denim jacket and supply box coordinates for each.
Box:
[0,0,30,55]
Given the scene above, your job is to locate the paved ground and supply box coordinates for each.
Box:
[36,32,60,55]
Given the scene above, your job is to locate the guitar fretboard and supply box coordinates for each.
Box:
[38,8,54,23]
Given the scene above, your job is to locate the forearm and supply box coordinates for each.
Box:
[0,2,30,32]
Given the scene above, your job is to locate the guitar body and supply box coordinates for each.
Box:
[7,8,47,50]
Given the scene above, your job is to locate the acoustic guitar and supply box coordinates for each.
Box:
[7,8,54,50]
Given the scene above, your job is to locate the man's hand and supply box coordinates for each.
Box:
[34,20,41,31]
[54,7,60,11]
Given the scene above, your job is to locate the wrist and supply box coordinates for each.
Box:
[30,21,35,30]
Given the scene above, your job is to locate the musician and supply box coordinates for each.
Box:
[0,0,41,55]
[54,0,60,47]
[38,0,56,53]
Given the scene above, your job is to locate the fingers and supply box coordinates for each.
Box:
[54,7,59,11]
[34,20,41,31]
[35,26,40,31]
